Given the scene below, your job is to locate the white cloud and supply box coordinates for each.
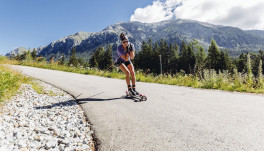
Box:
[130,0,264,30]
[130,1,175,23]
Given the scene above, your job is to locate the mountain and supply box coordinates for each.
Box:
[37,31,94,60]
[5,47,43,57]
[7,19,264,60]
[245,30,264,39]
[5,47,28,57]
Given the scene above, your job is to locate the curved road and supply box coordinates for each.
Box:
[10,65,264,151]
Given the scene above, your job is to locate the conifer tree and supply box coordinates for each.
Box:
[219,51,225,71]
[104,45,113,70]
[68,47,78,67]
[237,53,247,72]
[135,40,147,70]
[143,40,152,71]
[195,46,206,76]
[174,43,179,52]
[190,39,199,53]
[168,43,179,74]
[188,45,196,73]
[96,47,105,69]
[147,38,157,73]
[206,39,221,71]
[78,57,84,66]
[219,49,233,72]
[246,53,253,86]
[19,51,27,60]
[179,41,188,73]
[89,47,112,70]
[59,54,65,65]
[159,39,169,73]
[259,50,264,74]
[258,59,263,88]
[223,49,232,71]
[135,39,157,73]
[25,50,33,63]
[152,41,161,74]
[89,54,98,68]
[31,48,37,60]
[249,52,258,76]
[178,41,195,74]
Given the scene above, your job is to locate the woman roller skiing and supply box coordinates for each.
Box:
[114,33,139,96]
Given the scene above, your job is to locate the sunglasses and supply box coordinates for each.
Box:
[122,41,128,44]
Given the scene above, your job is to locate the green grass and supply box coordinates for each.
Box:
[31,81,44,94]
[3,56,264,94]
[28,79,60,96]
[0,65,28,103]
[0,56,20,65]
[0,56,57,105]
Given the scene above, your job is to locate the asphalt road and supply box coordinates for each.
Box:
[10,65,264,151]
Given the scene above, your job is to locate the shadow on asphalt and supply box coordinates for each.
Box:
[34,95,141,110]
[77,97,124,104]
[34,100,77,110]
[34,97,127,110]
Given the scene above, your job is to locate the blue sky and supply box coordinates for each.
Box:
[1,0,263,55]
[0,0,153,55]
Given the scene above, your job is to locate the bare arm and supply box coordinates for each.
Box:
[130,49,135,60]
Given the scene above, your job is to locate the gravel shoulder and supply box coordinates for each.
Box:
[0,79,96,151]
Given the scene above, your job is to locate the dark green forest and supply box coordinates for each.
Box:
[86,38,264,77]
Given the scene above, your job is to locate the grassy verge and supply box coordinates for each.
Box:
[2,56,264,94]
[0,65,28,104]
[0,57,56,107]
[27,79,59,96]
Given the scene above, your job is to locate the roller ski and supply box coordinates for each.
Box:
[125,89,147,102]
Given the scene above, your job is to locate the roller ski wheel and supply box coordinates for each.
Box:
[139,94,147,101]
[125,91,147,101]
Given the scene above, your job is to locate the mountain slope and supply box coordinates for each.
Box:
[6,47,28,57]
[245,30,264,38]
[7,19,264,59]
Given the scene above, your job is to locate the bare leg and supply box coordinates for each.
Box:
[127,63,136,85]
[119,64,131,86]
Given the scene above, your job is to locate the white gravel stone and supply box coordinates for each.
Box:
[0,80,94,150]
[45,140,57,149]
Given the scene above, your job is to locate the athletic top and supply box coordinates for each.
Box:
[115,42,135,63]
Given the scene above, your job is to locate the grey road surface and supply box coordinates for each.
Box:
[10,65,264,151]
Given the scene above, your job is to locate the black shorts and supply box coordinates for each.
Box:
[115,60,131,67]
